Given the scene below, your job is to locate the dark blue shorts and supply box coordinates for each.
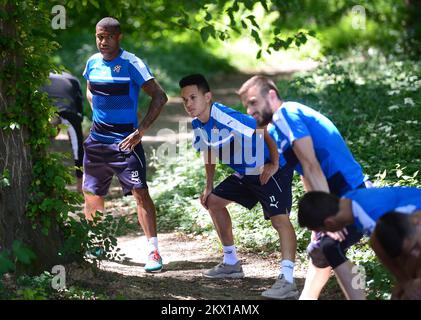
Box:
[82,135,147,196]
[307,175,366,269]
[212,166,294,220]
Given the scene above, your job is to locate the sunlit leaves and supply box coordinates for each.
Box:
[65,0,314,59]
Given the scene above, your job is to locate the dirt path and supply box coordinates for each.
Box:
[67,227,342,300]
[52,69,344,300]
[73,232,288,300]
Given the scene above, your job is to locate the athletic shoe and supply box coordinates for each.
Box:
[203,261,245,279]
[144,250,163,273]
[261,275,299,299]
[84,247,105,260]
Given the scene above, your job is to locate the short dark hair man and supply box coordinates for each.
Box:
[82,17,168,272]
[297,187,421,235]
[179,74,298,300]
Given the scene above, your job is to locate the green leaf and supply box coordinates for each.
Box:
[246,15,259,30]
[259,0,269,11]
[297,32,307,45]
[12,241,37,265]
[251,29,262,46]
[177,18,189,27]
[200,25,215,43]
[204,11,212,21]
[227,9,236,27]
[243,0,254,10]
[232,1,239,11]
[285,37,293,47]
[0,250,15,275]
[308,30,316,37]
[88,0,100,8]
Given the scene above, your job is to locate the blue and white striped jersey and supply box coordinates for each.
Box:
[344,187,421,235]
[192,102,270,175]
[83,49,154,143]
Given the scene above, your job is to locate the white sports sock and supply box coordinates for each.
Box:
[223,245,239,265]
[281,260,295,283]
[147,237,158,253]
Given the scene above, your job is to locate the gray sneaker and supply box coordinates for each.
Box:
[261,275,299,300]
[203,261,245,279]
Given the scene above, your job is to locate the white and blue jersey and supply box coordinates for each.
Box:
[83,49,154,143]
[344,187,421,235]
[271,102,365,195]
[192,102,270,175]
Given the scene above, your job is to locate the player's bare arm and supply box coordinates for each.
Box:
[86,81,93,110]
[201,150,216,209]
[260,126,279,185]
[119,79,167,151]
[292,136,329,192]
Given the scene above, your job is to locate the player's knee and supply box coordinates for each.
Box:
[206,194,226,211]
[132,188,150,205]
[320,241,347,269]
[307,242,330,268]
[270,214,292,231]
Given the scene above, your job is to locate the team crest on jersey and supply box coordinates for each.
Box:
[113,65,122,73]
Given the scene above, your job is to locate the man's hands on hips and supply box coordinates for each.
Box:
[118,128,145,151]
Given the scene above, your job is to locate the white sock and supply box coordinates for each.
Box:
[223,245,239,265]
[281,260,295,283]
[147,237,158,253]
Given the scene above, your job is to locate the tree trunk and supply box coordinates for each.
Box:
[0,4,66,275]
[405,0,421,57]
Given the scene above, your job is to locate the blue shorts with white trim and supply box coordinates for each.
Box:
[83,135,147,196]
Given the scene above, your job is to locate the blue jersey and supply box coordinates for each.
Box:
[192,102,270,175]
[271,102,365,192]
[83,49,154,143]
[344,187,421,235]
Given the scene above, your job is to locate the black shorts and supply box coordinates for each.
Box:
[307,176,366,269]
[57,111,84,178]
[212,166,294,220]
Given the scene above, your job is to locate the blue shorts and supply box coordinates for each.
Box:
[212,166,294,219]
[82,135,147,196]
